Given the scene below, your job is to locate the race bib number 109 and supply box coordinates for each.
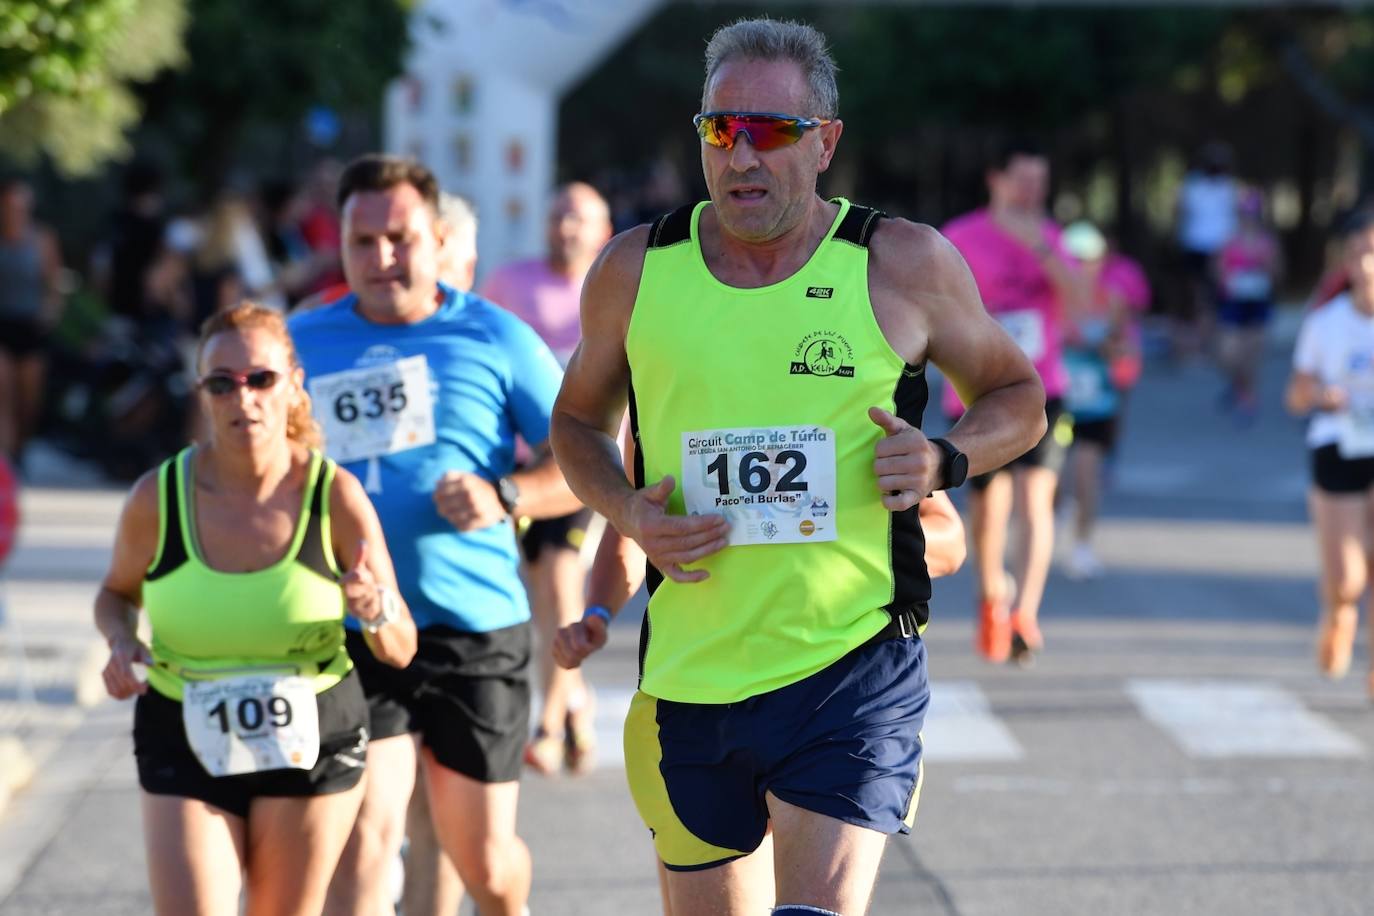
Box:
[681,425,837,546]
[182,675,320,777]
[308,356,437,463]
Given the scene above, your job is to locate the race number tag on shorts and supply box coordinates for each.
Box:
[308,356,436,463]
[681,426,837,546]
[182,675,319,777]
[997,310,1046,361]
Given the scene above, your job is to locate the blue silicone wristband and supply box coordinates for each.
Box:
[583,604,612,624]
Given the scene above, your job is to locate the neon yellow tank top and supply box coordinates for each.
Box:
[142,448,352,701]
[627,198,931,704]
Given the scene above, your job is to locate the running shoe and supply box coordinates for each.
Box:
[523,729,565,776]
[976,585,1013,664]
[1316,608,1356,678]
[564,687,598,776]
[1009,610,1043,667]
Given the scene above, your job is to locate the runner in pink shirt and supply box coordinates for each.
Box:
[479,182,612,776]
[942,140,1085,666]
[1215,188,1281,423]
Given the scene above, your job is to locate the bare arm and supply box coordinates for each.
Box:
[431,444,580,532]
[505,444,583,519]
[554,426,646,670]
[94,472,161,698]
[551,226,730,583]
[550,228,644,526]
[868,221,1046,502]
[1286,370,1345,416]
[918,491,966,579]
[330,467,417,668]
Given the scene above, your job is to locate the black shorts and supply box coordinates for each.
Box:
[0,317,48,358]
[1311,444,1374,494]
[133,669,368,819]
[1218,298,1272,328]
[345,622,531,783]
[1072,416,1118,451]
[519,508,593,563]
[967,398,1069,491]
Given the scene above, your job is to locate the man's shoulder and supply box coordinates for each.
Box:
[459,293,549,349]
[287,297,352,338]
[869,216,962,279]
[586,223,653,290]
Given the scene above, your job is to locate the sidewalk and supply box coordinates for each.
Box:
[0,483,121,824]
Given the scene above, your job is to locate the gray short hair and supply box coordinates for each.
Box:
[439,192,477,255]
[702,18,838,119]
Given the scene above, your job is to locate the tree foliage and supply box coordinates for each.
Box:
[0,0,187,176]
[135,0,412,191]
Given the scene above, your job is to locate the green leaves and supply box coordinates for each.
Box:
[0,0,186,175]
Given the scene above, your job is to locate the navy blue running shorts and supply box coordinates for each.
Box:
[623,632,929,871]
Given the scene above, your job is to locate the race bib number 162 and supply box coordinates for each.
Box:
[681,425,837,546]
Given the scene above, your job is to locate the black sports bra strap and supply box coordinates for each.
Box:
[295,456,335,579]
[146,455,189,581]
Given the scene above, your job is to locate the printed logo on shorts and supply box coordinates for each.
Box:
[789,331,854,379]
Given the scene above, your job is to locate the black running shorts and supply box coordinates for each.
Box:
[133,669,368,818]
[1311,444,1374,494]
[345,622,531,783]
[519,508,594,563]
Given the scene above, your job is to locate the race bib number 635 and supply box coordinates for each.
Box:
[308,356,437,463]
[681,425,837,546]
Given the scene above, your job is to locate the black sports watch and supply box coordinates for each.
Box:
[928,438,969,491]
[496,475,521,515]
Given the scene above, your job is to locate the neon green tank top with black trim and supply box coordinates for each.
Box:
[627,198,931,704]
[142,447,352,701]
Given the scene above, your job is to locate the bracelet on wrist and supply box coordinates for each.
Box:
[583,604,612,625]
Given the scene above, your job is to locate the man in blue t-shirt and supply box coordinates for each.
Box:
[290,155,577,916]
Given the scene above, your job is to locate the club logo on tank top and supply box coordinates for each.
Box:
[789,330,855,379]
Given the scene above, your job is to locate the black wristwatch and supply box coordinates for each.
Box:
[496,476,521,515]
[929,438,969,491]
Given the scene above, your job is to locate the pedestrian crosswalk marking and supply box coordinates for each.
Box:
[1126,679,1364,759]
[921,680,1025,762]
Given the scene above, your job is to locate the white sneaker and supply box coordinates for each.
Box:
[1067,543,1103,580]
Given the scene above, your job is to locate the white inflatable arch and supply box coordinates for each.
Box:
[384,0,666,277]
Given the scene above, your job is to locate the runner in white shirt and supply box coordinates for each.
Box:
[1286,210,1374,694]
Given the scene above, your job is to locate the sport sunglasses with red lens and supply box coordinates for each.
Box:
[199,368,282,396]
[693,111,832,152]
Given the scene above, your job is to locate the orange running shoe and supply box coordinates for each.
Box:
[1009,610,1043,667]
[1317,608,1356,678]
[523,729,565,776]
[976,598,1012,663]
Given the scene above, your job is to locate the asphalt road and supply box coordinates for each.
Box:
[2,327,1372,915]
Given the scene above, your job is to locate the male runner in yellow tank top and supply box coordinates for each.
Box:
[551,18,1045,916]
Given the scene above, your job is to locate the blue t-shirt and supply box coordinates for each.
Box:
[289,284,563,632]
